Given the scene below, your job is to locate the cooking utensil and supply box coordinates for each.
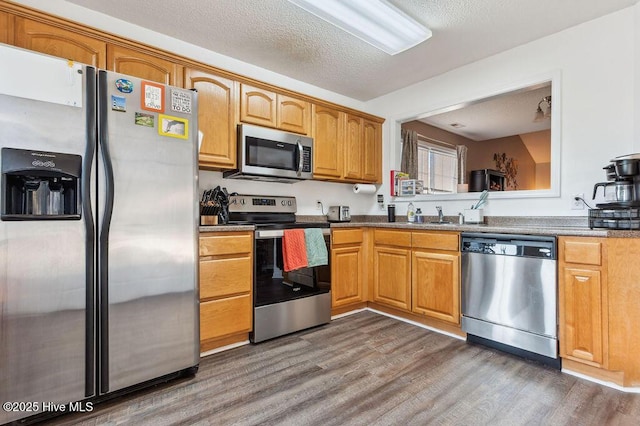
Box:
[472,190,489,209]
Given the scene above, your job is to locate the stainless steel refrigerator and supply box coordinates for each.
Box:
[0,44,199,424]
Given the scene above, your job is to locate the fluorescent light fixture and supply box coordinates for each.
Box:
[288,0,432,55]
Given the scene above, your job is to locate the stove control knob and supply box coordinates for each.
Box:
[281,200,286,206]
[240,199,246,205]
[287,201,292,206]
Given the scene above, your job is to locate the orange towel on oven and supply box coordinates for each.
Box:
[282,229,308,271]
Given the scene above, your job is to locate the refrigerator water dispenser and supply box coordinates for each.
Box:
[1,147,82,220]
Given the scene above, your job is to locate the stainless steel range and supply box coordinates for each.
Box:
[228,195,331,343]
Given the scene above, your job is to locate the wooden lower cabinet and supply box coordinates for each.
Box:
[560,267,605,367]
[200,294,252,343]
[371,229,461,322]
[558,237,608,369]
[410,231,460,325]
[199,231,253,352]
[411,250,460,324]
[372,230,412,311]
[331,228,364,309]
[607,238,640,386]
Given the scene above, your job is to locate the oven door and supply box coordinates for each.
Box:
[254,229,330,307]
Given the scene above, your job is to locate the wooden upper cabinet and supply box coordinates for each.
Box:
[107,44,182,86]
[240,84,276,127]
[185,68,238,170]
[312,105,345,179]
[0,11,12,44]
[14,18,106,68]
[340,114,382,183]
[362,119,382,183]
[240,84,310,135]
[344,114,363,181]
[277,94,310,135]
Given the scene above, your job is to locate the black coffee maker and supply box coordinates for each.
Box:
[590,154,640,229]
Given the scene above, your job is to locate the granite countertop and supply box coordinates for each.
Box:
[329,221,612,237]
[200,224,255,232]
[199,216,640,238]
[332,215,640,237]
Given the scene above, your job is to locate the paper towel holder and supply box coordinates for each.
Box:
[353,183,377,194]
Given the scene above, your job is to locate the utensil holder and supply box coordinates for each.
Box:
[464,209,484,224]
[200,215,218,225]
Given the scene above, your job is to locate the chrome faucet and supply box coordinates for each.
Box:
[436,206,444,222]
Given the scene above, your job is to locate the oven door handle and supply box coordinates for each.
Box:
[255,228,331,239]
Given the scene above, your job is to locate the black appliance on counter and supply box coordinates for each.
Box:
[590,153,640,229]
[227,194,331,343]
[469,169,505,192]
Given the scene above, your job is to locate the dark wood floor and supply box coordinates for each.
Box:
[49,311,640,425]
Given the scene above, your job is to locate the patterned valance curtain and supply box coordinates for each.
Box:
[401,129,418,179]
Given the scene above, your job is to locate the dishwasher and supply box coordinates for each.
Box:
[460,233,559,368]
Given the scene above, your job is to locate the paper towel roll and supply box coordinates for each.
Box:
[353,184,376,194]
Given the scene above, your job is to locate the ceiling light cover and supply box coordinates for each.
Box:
[288,0,432,55]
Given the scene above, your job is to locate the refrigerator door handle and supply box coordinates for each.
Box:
[83,66,98,398]
[97,70,115,394]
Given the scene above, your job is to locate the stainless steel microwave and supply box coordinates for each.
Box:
[223,124,313,183]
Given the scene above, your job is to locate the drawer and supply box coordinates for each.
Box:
[199,232,253,257]
[412,231,459,251]
[374,229,411,247]
[200,294,252,341]
[562,239,602,266]
[332,228,363,245]
[200,256,252,299]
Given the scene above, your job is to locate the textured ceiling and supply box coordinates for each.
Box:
[65,0,639,101]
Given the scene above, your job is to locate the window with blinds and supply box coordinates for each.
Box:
[417,141,458,194]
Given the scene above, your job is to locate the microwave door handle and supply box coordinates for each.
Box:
[297,141,303,176]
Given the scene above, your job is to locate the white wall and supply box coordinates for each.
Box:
[367,5,638,218]
[199,172,379,216]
